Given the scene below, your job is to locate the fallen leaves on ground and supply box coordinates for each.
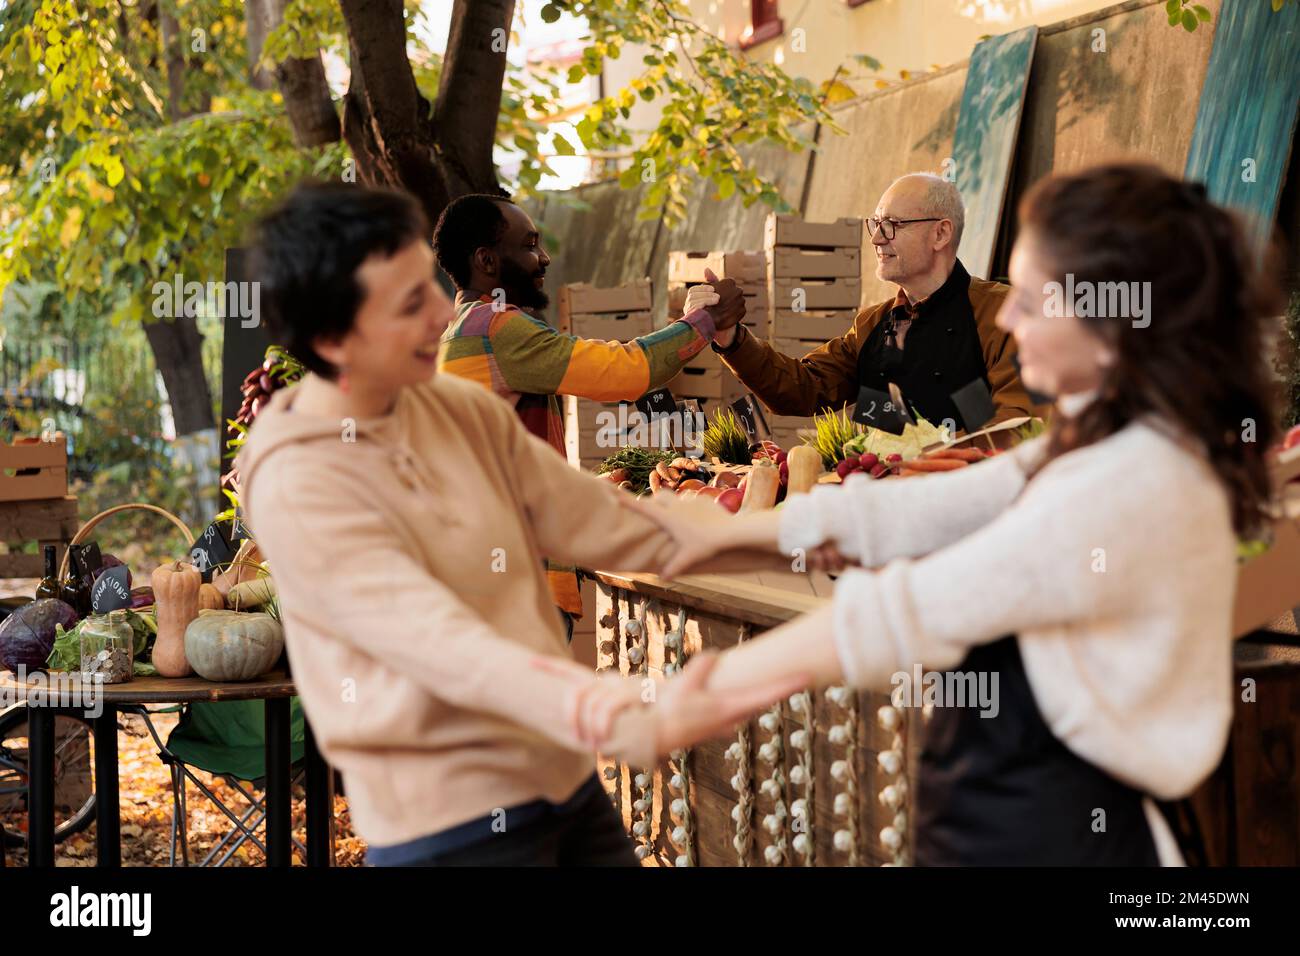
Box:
[5,711,368,867]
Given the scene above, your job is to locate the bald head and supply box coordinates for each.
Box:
[871,172,966,294]
[883,173,965,248]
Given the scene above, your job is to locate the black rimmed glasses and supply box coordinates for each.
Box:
[866,217,943,240]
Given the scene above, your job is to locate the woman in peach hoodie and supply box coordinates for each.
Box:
[237,183,803,866]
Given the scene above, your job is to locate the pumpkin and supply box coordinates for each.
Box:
[198,582,224,612]
[184,611,284,682]
[151,561,200,677]
[213,539,264,598]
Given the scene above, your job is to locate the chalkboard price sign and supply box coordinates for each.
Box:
[636,387,679,420]
[189,519,236,582]
[90,566,133,614]
[852,386,910,435]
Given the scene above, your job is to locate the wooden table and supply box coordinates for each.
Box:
[0,669,334,868]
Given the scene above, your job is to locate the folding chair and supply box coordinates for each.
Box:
[128,699,307,867]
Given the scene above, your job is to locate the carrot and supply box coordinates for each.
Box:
[923,447,987,463]
[900,458,968,472]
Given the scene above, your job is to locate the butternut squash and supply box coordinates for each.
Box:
[227,576,276,610]
[786,445,824,496]
[151,561,200,677]
[213,539,264,598]
[739,459,781,512]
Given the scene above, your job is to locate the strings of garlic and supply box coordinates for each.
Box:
[664,607,694,867]
[876,684,909,866]
[757,705,787,865]
[826,685,860,866]
[788,690,815,865]
[726,623,754,865]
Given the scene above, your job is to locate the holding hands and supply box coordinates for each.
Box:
[685,267,746,333]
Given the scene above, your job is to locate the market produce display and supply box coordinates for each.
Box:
[222,346,305,496]
[0,500,286,685]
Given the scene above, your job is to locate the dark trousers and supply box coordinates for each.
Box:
[382,778,638,867]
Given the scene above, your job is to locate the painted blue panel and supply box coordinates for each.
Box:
[1185,0,1300,253]
[952,26,1039,279]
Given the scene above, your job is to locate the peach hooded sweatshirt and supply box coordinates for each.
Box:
[235,372,692,847]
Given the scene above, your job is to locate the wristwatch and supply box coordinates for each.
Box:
[711,322,748,356]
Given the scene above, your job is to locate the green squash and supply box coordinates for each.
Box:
[183,611,284,682]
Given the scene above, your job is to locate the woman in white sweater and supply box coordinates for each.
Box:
[562,164,1285,865]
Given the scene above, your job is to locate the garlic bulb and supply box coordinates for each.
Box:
[759,712,781,733]
[793,833,810,855]
[877,705,900,731]
[830,759,849,782]
[834,792,851,816]
[790,729,808,750]
[877,750,902,776]
[880,826,902,851]
[789,764,806,785]
[634,773,650,788]
[833,829,853,852]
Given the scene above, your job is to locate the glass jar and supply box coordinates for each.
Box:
[79,610,134,684]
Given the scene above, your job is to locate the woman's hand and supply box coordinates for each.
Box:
[621,492,783,578]
[536,654,811,758]
[648,653,810,755]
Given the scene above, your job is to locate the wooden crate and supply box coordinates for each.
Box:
[666,366,747,403]
[669,250,767,284]
[558,279,652,317]
[765,214,863,251]
[561,311,655,340]
[0,495,79,578]
[773,308,858,341]
[0,434,68,503]
[770,247,861,279]
[772,277,861,312]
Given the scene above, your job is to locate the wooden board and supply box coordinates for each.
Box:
[1184,0,1300,254]
[951,26,1039,280]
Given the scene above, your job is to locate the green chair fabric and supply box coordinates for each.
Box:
[165,698,305,782]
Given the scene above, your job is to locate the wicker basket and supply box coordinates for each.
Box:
[57,503,195,580]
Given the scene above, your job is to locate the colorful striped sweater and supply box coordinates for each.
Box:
[438,291,718,614]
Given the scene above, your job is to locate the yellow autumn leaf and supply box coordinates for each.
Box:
[58,207,82,247]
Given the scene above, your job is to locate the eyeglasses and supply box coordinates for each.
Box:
[866,217,943,240]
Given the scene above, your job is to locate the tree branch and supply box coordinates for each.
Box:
[265,0,340,147]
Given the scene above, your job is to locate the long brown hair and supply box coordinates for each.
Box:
[1019,162,1284,536]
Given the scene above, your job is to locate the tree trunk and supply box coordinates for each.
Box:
[330,0,514,225]
[265,0,340,146]
[159,9,185,120]
[142,316,215,437]
[244,0,275,91]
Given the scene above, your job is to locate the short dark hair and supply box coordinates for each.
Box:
[252,182,430,379]
[432,193,515,290]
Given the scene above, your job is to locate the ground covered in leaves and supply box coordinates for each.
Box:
[6,711,368,867]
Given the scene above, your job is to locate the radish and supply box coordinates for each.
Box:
[836,459,857,479]
[859,452,879,470]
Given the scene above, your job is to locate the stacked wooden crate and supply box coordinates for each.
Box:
[0,434,79,578]
[765,214,864,450]
[557,280,656,472]
[664,251,763,413]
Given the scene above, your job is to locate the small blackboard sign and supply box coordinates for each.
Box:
[729,395,769,445]
[90,566,133,613]
[852,386,910,435]
[189,519,236,581]
[229,512,251,543]
[950,378,997,433]
[636,387,678,420]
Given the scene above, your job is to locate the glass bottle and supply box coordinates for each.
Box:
[35,545,60,601]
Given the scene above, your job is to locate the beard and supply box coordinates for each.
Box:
[499,257,549,311]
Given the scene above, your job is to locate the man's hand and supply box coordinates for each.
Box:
[698,267,745,332]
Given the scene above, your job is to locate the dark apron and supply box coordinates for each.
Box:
[855,279,990,431]
[913,635,1162,866]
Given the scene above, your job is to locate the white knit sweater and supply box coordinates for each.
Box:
[778,408,1238,864]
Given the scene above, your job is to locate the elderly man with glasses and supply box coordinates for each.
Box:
[709,173,1040,432]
